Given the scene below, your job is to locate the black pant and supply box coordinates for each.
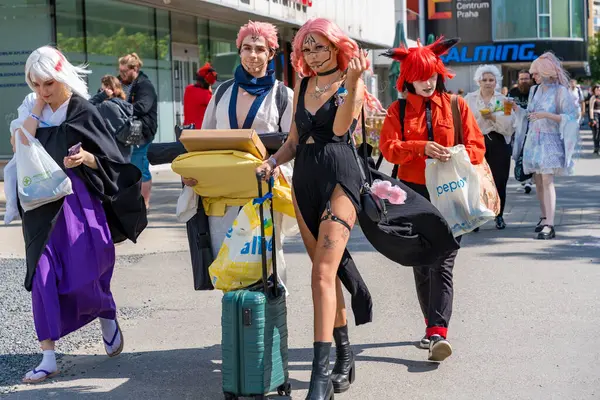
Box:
[593,116,600,151]
[401,181,460,338]
[484,132,511,217]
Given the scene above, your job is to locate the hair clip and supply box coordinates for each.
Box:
[54,50,66,72]
[334,86,348,106]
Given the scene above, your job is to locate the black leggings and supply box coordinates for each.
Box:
[401,180,459,338]
[592,115,600,151]
[484,132,511,217]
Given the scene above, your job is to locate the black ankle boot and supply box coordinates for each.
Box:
[305,342,335,400]
[331,325,355,393]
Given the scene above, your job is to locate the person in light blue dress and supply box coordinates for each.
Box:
[513,52,579,240]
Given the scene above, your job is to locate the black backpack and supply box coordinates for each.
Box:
[114,117,144,146]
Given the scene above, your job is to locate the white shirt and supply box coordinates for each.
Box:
[464,90,515,144]
[199,79,296,270]
[568,87,583,118]
[10,93,69,135]
[201,80,294,132]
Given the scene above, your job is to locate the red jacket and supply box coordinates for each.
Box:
[183,85,212,127]
[379,92,485,185]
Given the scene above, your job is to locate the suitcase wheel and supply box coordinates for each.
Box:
[223,393,238,400]
[277,382,292,396]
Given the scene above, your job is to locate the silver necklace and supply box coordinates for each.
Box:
[312,72,340,99]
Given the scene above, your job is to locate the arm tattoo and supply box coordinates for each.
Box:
[323,234,338,249]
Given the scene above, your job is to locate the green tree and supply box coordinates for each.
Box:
[588,32,600,82]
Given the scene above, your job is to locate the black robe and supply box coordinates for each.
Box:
[19,94,147,291]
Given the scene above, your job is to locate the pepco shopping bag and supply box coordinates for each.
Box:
[208,198,273,292]
[425,145,495,236]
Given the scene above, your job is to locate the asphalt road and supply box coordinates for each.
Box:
[1,131,599,400]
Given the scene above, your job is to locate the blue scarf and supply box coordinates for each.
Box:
[229,65,276,129]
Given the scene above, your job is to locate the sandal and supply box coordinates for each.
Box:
[22,368,59,384]
[103,321,124,357]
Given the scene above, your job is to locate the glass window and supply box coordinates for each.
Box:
[551,0,570,37]
[539,15,551,38]
[493,0,537,40]
[55,0,86,64]
[156,9,174,142]
[83,0,174,141]
[198,18,210,67]
[539,0,550,14]
[571,0,584,38]
[84,0,158,89]
[406,9,419,40]
[406,0,420,40]
[0,0,52,158]
[209,21,240,81]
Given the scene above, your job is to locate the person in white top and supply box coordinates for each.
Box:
[568,79,584,123]
[181,21,295,278]
[464,64,515,230]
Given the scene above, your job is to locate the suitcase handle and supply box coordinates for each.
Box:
[256,173,279,297]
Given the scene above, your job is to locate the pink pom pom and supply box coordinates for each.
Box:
[387,186,407,204]
[370,179,407,204]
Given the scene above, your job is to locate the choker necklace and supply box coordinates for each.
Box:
[317,66,339,76]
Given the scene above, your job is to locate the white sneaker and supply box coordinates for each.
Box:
[428,334,452,362]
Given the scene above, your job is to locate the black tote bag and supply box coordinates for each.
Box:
[355,110,459,267]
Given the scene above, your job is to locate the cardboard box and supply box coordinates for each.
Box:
[179,129,267,160]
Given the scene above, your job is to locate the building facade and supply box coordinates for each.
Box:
[425,0,589,93]
[0,0,395,161]
[373,0,424,107]
[592,0,600,35]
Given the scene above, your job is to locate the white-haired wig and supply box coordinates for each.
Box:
[25,46,91,99]
[473,64,502,89]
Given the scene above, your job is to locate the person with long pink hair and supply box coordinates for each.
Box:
[256,17,375,400]
[512,52,579,239]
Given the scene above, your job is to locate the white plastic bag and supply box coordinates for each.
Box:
[425,145,495,236]
[176,186,198,223]
[15,127,73,211]
[3,157,19,224]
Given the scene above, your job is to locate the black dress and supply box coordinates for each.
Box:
[292,78,372,325]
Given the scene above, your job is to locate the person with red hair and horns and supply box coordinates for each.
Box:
[379,38,485,362]
[256,18,379,400]
[183,62,217,127]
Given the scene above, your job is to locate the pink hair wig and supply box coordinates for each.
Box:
[236,21,279,50]
[291,18,364,78]
[291,18,383,112]
[530,52,570,87]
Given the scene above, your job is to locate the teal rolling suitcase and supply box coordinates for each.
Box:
[221,175,291,400]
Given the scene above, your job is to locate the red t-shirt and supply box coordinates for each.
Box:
[183,85,212,127]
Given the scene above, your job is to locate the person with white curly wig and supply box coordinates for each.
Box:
[464,64,516,230]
